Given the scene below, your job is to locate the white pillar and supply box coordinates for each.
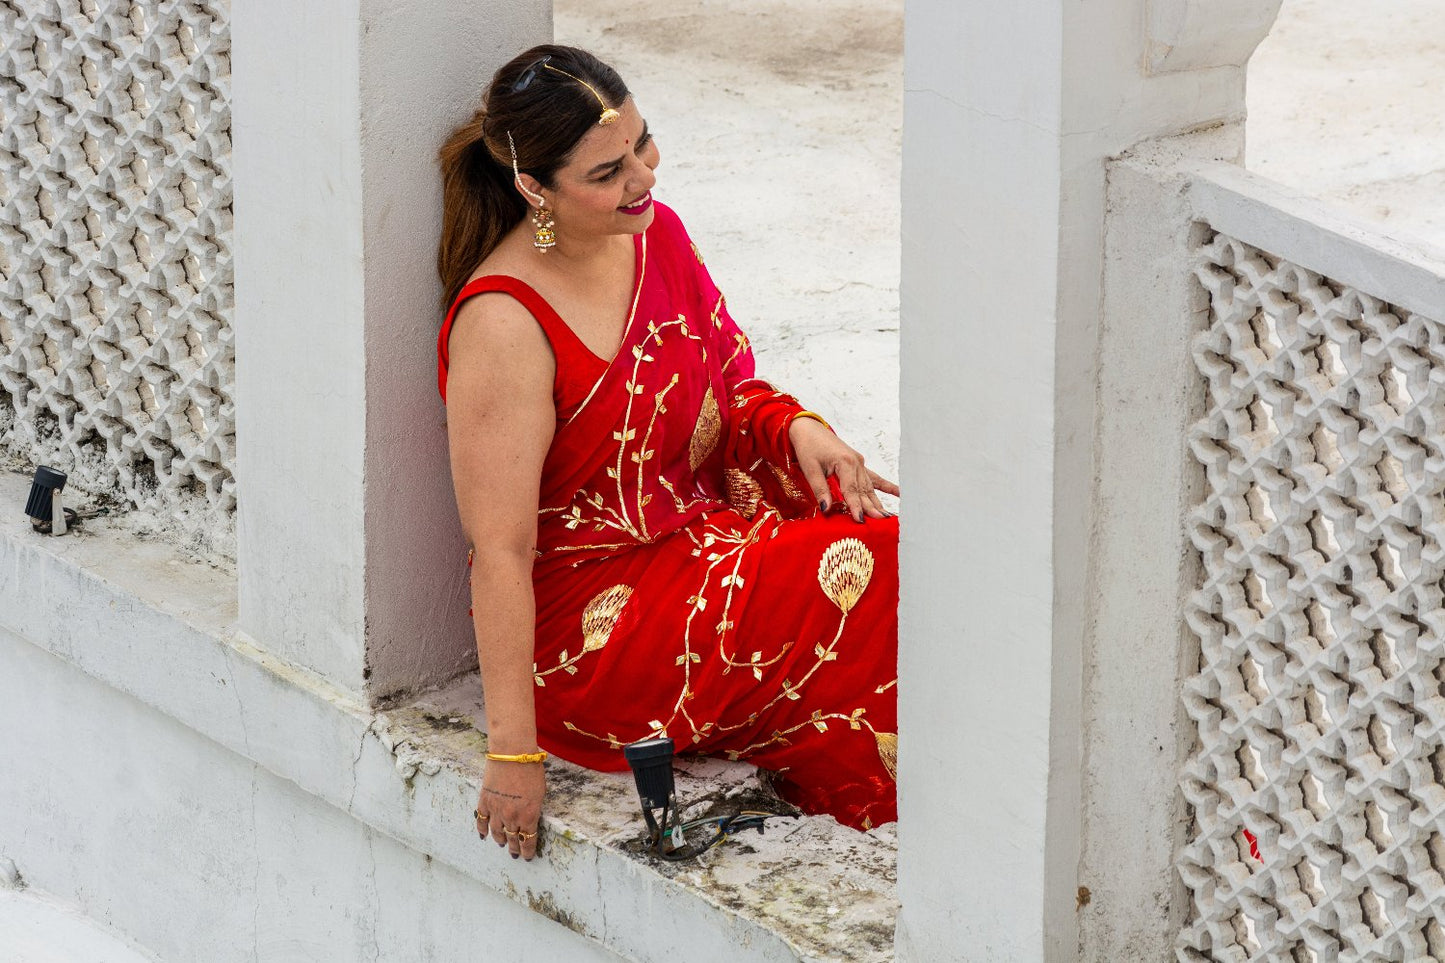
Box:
[897,0,1278,958]
[233,0,551,696]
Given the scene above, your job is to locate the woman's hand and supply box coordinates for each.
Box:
[474,760,546,861]
[788,416,899,522]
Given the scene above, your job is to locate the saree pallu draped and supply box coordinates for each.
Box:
[439,202,898,829]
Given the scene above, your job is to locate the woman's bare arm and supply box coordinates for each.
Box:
[445,291,556,861]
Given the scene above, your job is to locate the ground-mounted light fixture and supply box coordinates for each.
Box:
[24,465,77,535]
[624,736,780,861]
[624,736,679,847]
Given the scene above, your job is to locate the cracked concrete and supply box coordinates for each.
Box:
[378,673,898,963]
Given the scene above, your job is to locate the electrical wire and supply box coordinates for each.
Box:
[646,805,786,861]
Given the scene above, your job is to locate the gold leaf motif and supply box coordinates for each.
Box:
[817,538,876,614]
[875,731,898,781]
[725,468,763,519]
[689,387,721,471]
[769,463,807,501]
[581,584,633,652]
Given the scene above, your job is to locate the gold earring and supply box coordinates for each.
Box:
[532,205,555,253]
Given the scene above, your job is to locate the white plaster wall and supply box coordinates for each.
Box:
[898,0,1278,959]
[897,2,1065,957]
[233,0,369,692]
[0,884,160,963]
[0,627,621,963]
[233,0,550,699]
[1081,129,1240,962]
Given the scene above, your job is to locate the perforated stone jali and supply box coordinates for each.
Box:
[1180,232,1445,962]
[0,0,233,540]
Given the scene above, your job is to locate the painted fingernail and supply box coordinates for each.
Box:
[819,500,828,513]
[511,852,520,860]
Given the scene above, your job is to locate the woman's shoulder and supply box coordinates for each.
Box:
[647,199,691,244]
[647,200,710,266]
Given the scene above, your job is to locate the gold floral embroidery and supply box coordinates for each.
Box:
[874,731,898,781]
[726,708,892,767]
[769,463,807,501]
[583,584,632,650]
[724,468,763,519]
[534,584,632,685]
[818,538,875,613]
[689,386,720,471]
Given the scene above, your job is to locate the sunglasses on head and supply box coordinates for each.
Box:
[512,55,552,93]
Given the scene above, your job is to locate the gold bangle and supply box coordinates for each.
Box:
[485,750,549,764]
[793,410,832,431]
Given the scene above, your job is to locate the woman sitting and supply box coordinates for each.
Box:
[436,45,899,861]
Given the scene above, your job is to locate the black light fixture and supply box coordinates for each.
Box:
[24,465,75,535]
[624,737,682,853]
[624,737,676,812]
[623,736,779,861]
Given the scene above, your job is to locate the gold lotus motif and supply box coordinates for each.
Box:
[689,387,721,471]
[725,468,763,519]
[817,538,875,614]
[875,731,898,781]
[581,584,633,652]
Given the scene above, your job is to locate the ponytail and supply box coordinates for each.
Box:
[436,111,527,312]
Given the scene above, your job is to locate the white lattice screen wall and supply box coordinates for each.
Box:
[1181,232,1445,961]
[0,0,233,545]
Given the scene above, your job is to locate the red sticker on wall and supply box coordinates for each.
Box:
[1243,829,1262,863]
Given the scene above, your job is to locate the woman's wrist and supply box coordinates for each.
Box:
[792,410,831,431]
[484,727,540,755]
[788,411,834,446]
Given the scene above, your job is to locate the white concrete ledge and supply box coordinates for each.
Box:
[1189,163,1445,320]
[0,470,896,963]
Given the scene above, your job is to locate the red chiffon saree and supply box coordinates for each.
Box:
[438,202,898,829]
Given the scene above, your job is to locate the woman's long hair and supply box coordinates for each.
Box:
[436,45,630,312]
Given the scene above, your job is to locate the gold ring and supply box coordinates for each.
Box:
[504,827,520,838]
[474,809,489,823]
[518,830,537,841]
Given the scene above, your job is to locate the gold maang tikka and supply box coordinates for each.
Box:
[508,131,556,253]
[542,63,621,125]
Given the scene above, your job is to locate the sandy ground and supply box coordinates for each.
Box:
[1248,0,1445,248]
